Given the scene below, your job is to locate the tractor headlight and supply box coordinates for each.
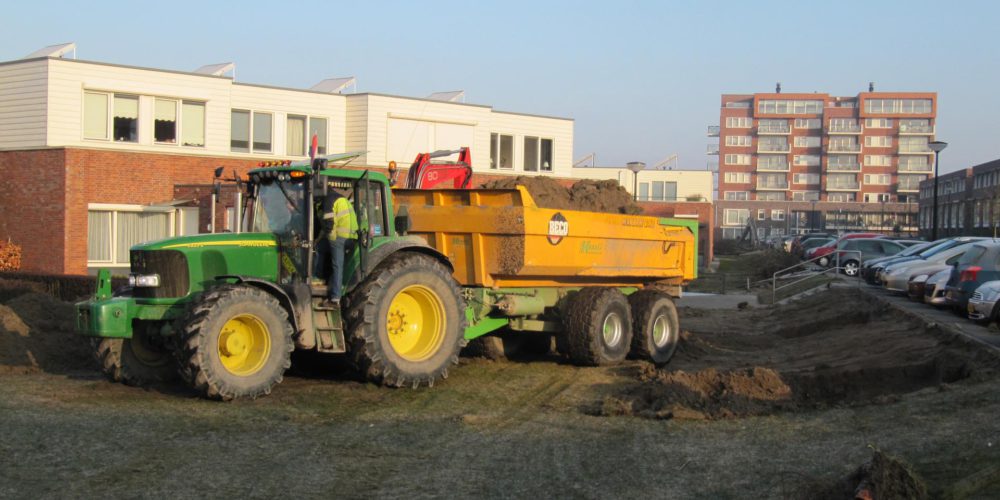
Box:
[128,273,160,288]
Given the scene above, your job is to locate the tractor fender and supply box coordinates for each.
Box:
[346,236,453,290]
[214,275,301,336]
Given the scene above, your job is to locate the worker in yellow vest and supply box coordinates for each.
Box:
[320,189,358,308]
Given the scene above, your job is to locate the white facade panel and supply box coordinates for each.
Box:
[0,59,47,148]
[572,167,714,202]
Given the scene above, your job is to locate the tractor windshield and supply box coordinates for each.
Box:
[251,179,307,236]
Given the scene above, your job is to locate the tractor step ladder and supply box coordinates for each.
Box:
[311,296,346,353]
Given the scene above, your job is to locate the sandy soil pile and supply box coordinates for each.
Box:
[803,449,929,500]
[479,176,642,214]
[0,291,93,374]
[596,289,999,420]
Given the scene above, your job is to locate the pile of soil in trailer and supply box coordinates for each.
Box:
[594,289,1000,420]
[479,176,642,214]
[0,290,93,375]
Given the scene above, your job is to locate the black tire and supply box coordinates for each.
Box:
[92,325,178,386]
[345,252,466,388]
[628,290,680,364]
[843,260,860,277]
[174,285,294,401]
[562,287,633,366]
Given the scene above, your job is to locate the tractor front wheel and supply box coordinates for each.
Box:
[345,252,465,388]
[93,323,178,386]
[174,285,293,400]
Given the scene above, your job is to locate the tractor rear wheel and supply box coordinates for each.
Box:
[93,324,177,386]
[628,290,680,364]
[174,285,293,400]
[561,287,633,366]
[345,252,465,388]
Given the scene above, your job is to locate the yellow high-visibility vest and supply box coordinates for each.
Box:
[329,196,358,240]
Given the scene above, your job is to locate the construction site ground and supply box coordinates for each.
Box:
[3,287,1000,498]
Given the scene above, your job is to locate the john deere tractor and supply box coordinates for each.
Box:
[77,154,466,400]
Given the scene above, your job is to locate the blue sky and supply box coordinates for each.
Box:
[1,0,997,173]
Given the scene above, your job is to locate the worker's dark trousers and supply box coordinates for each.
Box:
[328,237,357,301]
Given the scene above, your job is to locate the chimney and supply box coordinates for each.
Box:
[869,82,874,92]
[776,82,782,94]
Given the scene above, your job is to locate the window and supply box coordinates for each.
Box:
[490,133,514,169]
[794,118,821,129]
[828,137,860,152]
[757,100,824,114]
[231,110,250,152]
[725,135,752,146]
[827,155,859,170]
[898,175,927,191]
[757,173,788,189]
[772,209,785,221]
[638,183,649,200]
[864,155,892,167]
[864,136,892,148]
[87,205,198,267]
[756,192,785,201]
[757,209,766,220]
[899,136,930,153]
[793,155,820,166]
[864,98,932,114]
[863,174,891,185]
[724,172,750,183]
[899,156,930,172]
[794,136,821,148]
[864,193,891,203]
[252,112,273,152]
[725,154,751,165]
[287,115,307,156]
[84,92,109,140]
[724,191,749,200]
[758,119,790,134]
[758,155,788,170]
[828,173,858,189]
[310,117,328,156]
[828,193,855,202]
[724,209,750,226]
[793,173,819,185]
[113,95,139,142]
[154,98,178,143]
[899,119,932,133]
[758,136,789,152]
[725,117,752,128]
[829,118,860,132]
[864,118,894,129]
[181,101,205,147]
[522,137,553,172]
[643,181,677,201]
[792,191,819,201]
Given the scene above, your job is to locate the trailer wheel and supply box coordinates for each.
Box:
[628,290,680,364]
[562,287,633,366]
[174,285,293,400]
[93,325,178,386]
[345,252,466,387]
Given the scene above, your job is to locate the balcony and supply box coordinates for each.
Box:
[707,125,720,137]
[757,162,790,172]
[825,143,862,153]
[899,124,935,135]
[827,123,863,134]
[826,162,861,172]
[827,182,861,191]
[757,181,790,190]
[898,163,933,173]
[706,144,719,155]
[757,143,790,153]
[757,124,791,135]
[895,182,921,193]
[898,145,934,154]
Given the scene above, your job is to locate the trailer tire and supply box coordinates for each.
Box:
[93,327,178,386]
[345,252,466,388]
[628,290,680,364]
[562,287,633,366]
[173,285,294,401]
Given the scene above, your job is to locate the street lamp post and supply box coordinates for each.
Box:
[810,199,817,232]
[627,161,646,202]
[929,141,948,240]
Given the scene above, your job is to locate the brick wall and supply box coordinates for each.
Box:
[0,149,67,273]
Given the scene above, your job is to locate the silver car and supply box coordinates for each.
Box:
[968,280,1000,326]
[882,242,977,293]
[922,269,952,306]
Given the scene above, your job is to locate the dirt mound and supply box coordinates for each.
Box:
[595,289,1000,420]
[803,449,929,500]
[479,176,641,214]
[0,291,94,374]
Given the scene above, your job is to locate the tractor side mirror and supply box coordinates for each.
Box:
[395,205,411,235]
[311,158,328,172]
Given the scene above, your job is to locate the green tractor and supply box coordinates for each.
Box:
[77,154,466,400]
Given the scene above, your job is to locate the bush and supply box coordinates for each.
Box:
[0,239,22,271]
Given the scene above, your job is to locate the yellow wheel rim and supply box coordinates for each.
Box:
[217,314,271,376]
[386,285,446,362]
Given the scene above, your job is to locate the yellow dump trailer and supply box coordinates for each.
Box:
[393,186,697,365]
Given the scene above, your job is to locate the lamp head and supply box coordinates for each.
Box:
[929,141,948,153]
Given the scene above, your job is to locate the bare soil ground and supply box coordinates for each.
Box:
[3,288,1000,498]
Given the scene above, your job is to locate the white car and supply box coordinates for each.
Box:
[882,243,976,293]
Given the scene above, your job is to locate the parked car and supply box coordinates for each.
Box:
[861,240,936,284]
[944,241,1000,312]
[812,233,884,266]
[790,232,831,256]
[832,238,908,276]
[922,269,953,306]
[881,241,981,293]
[871,237,986,286]
[968,280,1000,326]
[799,237,835,258]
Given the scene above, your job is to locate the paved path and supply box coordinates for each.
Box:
[676,292,759,310]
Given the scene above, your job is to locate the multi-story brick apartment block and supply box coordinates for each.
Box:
[711,88,937,240]
[918,158,1000,238]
